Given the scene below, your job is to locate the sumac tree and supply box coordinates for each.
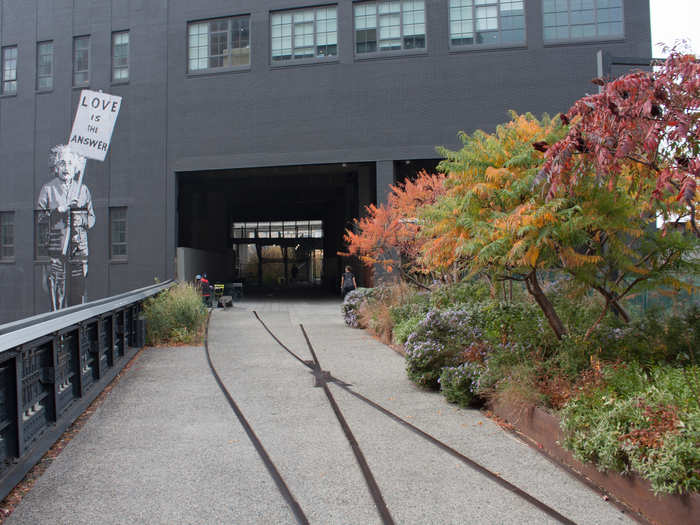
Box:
[540,52,700,236]
[342,170,447,286]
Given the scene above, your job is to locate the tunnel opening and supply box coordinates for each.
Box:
[176,163,376,295]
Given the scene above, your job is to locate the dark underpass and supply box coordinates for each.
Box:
[176,160,441,295]
[176,163,375,293]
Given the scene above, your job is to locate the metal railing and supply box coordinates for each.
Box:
[0,280,174,501]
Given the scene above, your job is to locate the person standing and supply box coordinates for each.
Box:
[200,272,212,306]
[340,265,357,298]
[37,145,94,311]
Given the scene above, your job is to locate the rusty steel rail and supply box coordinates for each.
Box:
[0,280,174,501]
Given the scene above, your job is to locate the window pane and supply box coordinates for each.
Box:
[2,46,17,94]
[0,212,14,260]
[110,207,127,259]
[402,0,425,49]
[355,0,429,53]
[37,42,54,90]
[188,16,250,72]
[450,1,524,47]
[273,6,337,61]
[112,32,129,82]
[73,36,90,85]
[543,0,624,42]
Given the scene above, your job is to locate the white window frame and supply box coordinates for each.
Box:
[73,35,90,86]
[2,46,17,95]
[187,15,251,74]
[354,1,427,57]
[542,0,625,44]
[449,0,527,50]
[112,31,130,83]
[37,41,53,91]
[271,5,338,64]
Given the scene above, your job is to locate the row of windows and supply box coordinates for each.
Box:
[0,1,624,93]
[187,0,623,72]
[0,209,128,262]
[1,31,129,95]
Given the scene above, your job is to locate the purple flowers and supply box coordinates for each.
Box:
[405,307,491,390]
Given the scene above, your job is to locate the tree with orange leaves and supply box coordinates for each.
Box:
[342,170,447,287]
[426,112,698,340]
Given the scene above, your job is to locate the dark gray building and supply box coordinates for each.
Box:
[0,0,651,322]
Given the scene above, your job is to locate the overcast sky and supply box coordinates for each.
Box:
[650,0,700,56]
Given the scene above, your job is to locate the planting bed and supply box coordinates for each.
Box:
[489,400,700,525]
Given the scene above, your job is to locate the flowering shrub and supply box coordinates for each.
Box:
[404,308,488,388]
[392,315,424,345]
[342,288,376,327]
[439,361,486,407]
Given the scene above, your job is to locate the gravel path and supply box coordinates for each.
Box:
[5,297,636,524]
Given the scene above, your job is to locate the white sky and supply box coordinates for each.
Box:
[649,0,700,57]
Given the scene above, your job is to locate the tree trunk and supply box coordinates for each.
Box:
[593,286,631,323]
[585,301,610,341]
[525,271,567,340]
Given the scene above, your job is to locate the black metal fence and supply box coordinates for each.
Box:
[0,280,173,500]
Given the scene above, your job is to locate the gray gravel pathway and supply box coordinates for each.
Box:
[5,296,636,524]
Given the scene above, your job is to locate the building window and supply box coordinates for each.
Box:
[37,41,53,90]
[271,6,337,62]
[2,46,17,95]
[354,1,426,54]
[543,0,623,43]
[188,15,250,73]
[110,207,127,260]
[112,31,129,82]
[0,212,14,261]
[449,1,525,47]
[73,36,90,86]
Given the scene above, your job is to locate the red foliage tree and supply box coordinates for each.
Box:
[342,170,447,285]
[539,52,700,236]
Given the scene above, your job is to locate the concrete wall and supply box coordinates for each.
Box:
[176,247,235,284]
[0,0,652,322]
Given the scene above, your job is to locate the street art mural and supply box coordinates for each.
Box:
[37,145,95,310]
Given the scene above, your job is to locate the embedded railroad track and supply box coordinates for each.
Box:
[204,311,579,525]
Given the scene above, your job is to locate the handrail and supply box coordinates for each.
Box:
[0,280,174,352]
[0,279,176,502]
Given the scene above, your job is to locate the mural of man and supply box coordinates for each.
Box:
[37,145,94,310]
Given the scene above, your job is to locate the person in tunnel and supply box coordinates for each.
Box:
[200,272,213,306]
[340,266,357,298]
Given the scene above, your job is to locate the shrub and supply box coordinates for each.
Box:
[392,315,424,345]
[561,363,700,494]
[341,287,376,328]
[598,306,700,366]
[389,287,430,345]
[389,289,430,325]
[439,362,485,407]
[143,282,207,346]
[404,307,488,388]
[429,279,491,309]
[476,341,530,393]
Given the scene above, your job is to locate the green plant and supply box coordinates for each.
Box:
[404,307,488,388]
[429,280,491,309]
[439,362,485,407]
[341,287,376,328]
[561,363,700,494]
[392,315,424,345]
[143,282,207,346]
